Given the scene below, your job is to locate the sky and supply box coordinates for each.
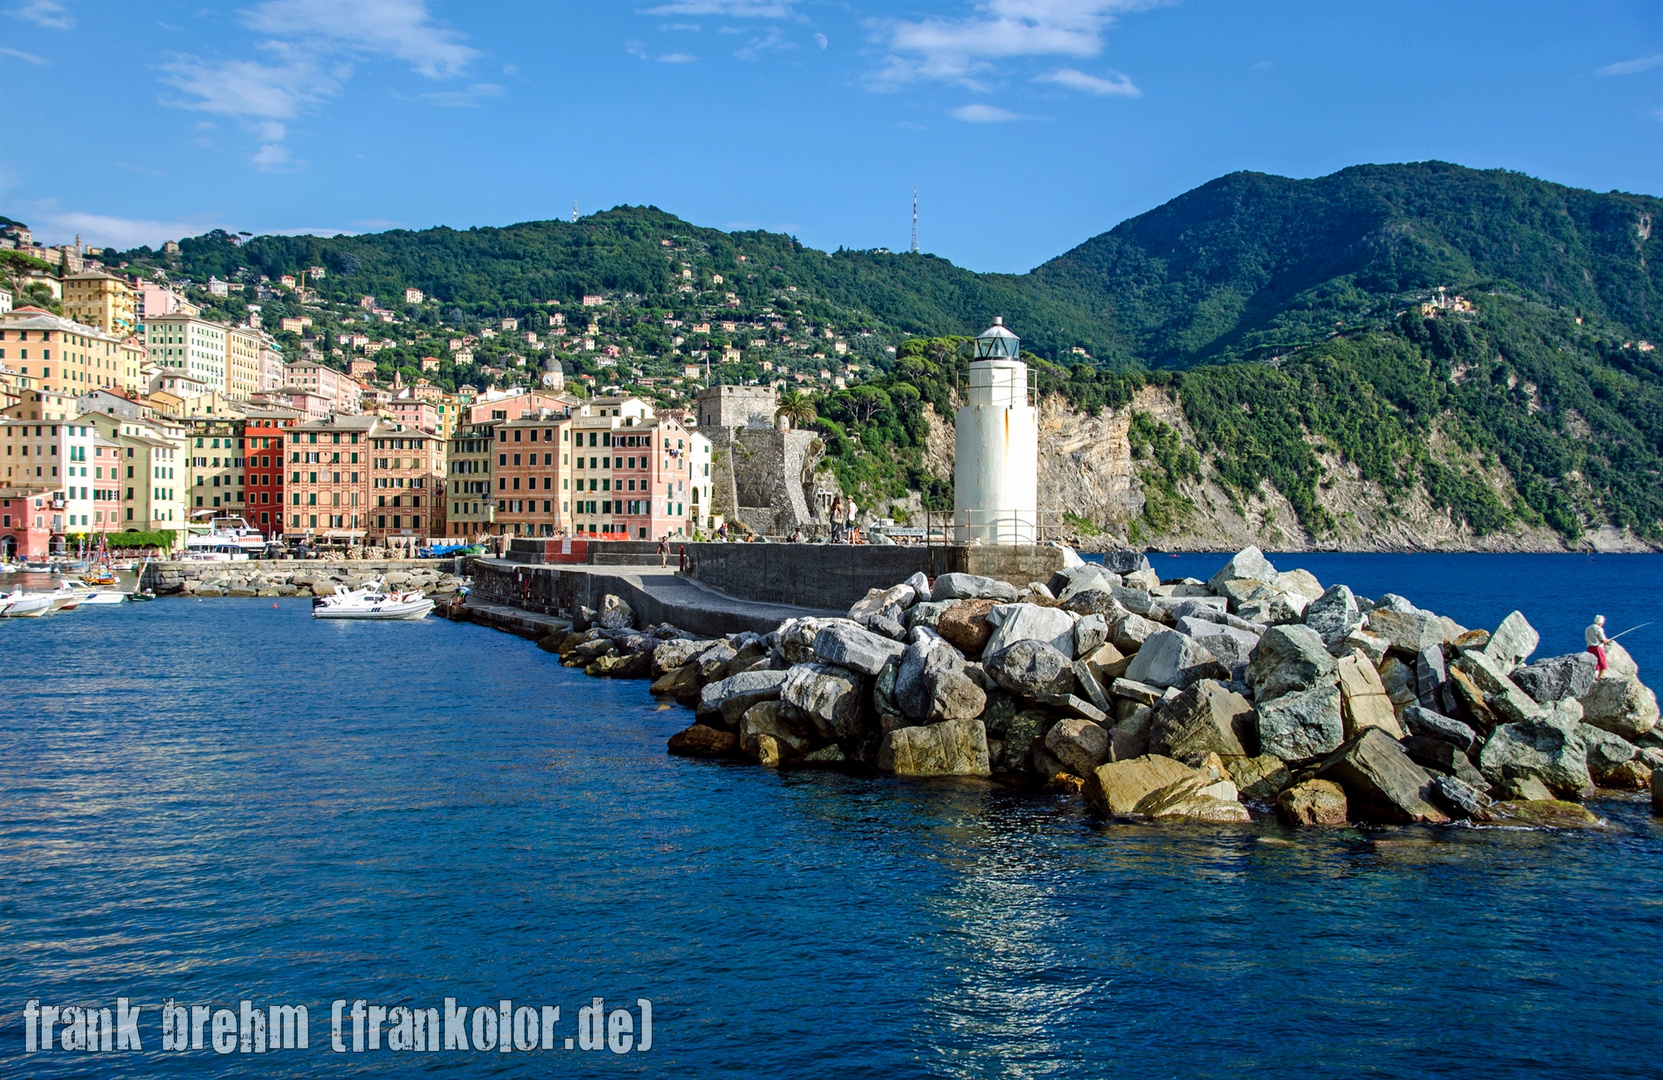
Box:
[2,0,1662,274]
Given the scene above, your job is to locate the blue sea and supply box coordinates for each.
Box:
[2,554,1661,1078]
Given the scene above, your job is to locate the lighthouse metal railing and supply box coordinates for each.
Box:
[916,508,1069,546]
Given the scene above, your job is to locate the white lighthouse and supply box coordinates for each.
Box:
[954,317,1038,544]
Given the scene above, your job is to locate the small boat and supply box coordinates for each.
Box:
[312,581,434,621]
[0,590,53,617]
[128,589,157,602]
[42,585,82,612]
[76,590,128,605]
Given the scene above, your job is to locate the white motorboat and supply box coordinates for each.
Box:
[59,579,128,604]
[0,590,53,617]
[312,581,434,621]
[184,516,270,561]
[41,586,81,612]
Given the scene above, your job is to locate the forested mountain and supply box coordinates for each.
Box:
[103,161,1663,545]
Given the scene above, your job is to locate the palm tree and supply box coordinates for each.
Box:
[776,389,816,429]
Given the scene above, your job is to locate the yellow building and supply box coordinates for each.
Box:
[61,270,138,337]
[0,310,131,396]
[225,325,261,400]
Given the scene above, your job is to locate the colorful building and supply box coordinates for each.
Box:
[284,414,444,551]
[243,405,300,537]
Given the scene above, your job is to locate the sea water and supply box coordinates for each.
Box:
[2,554,1661,1078]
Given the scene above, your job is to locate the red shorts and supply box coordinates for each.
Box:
[1588,644,1608,673]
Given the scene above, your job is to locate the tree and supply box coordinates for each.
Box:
[776,389,815,428]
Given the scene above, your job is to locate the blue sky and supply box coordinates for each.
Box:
[2,0,1661,273]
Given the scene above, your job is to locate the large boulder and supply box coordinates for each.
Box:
[1512,652,1599,705]
[1085,754,1197,814]
[698,668,790,727]
[1273,569,1325,604]
[1175,618,1261,671]
[1578,675,1660,741]
[1100,550,1154,576]
[1576,723,1639,786]
[1225,753,1291,799]
[937,598,998,653]
[1246,625,1337,701]
[1074,613,1108,658]
[931,573,1020,602]
[777,617,837,665]
[1044,717,1112,778]
[1400,736,1489,790]
[848,583,917,623]
[1207,546,1276,593]
[993,707,1057,771]
[1147,679,1256,761]
[652,637,721,675]
[1256,683,1345,762]
[596,594,635,630]
[1364,608,1445,654]
[1478,719,1595,800]
[1413,645,1453,712]
[1110,613,1163,652]
[1049,563,1121,602]
[1315,728,1450,824]
[667,725,735,758]
[894,638,987,723]
[906,600,956,633]
[1276,779,1349,826]
[983,603,1077,659]
[1401,705,1478,754]
[781,663,868,742]
[1124,630,1228,691]
[1133,773,1253,823]
[1482,610,1539,671]
[738,702,812,760]
[1480,800,1606,829]
[1336,651,1404,739]
[1235,584,1310,627]
[1062,589,1129,619]
[813,621,907,676]
[985,639,1075,701]
[1453,652,1547,725]
[876,717,991,775]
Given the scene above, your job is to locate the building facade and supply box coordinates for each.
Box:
[284,414,443,549]
[445,420,499,537]
[145,313,228,391]
[0,309,135,396]
[243,406,299,537]
[61,271,137,337]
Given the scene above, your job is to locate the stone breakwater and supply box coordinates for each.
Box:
[142,559,469,599]
[538,546,1663,829]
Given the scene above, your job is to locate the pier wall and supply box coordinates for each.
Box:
[140,558,469,597]
[500,539,1070,610]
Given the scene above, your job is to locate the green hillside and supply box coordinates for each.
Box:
[101,161,1663,543]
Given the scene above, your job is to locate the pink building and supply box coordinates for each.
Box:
[390,398,438,434]
[284,360,363,414]
[0,487,58,559]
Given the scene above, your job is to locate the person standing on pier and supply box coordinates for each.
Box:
[658,535,670,568]
[830,497,846,543]
[1587,615,1610,673]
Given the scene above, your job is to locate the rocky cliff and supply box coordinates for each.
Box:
[906,391,1654,554]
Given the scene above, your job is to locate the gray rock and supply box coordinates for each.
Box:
[776,617,837,665]
[848,583,916,623]
[1110,586,1157,617]
[1148,679,1257,762]
[894,638,988,723]
[1499,775,1555,802]
[903,571,931,603]
[813,621,907,676]
[1110,677,1165,706]
[698,669,791,726]
[1428,774,1492,820]
[1246,624,1337,702]
[1099,550,1154,576]
[1124,629,1228,691]
[1062,589,1129,619]
[983,603,1078,659]
[1207,546,1277,593]
[906,600,956,632]
[1478,719,1595,800]
[931,573,1020,602]
[653,637,721,674]
[1235,584,1310,626]
[985,639,1075,701]
[877,717,991,775]
[738,702,812,759]
[1256,683,1345,762]
[1512,652,1599,705]
[598,594,635,630]
[990,707,1056,770]
[781,663,868,742]
[1177,618,1261,670]
[1414,646,1450,709]
[1050,563,1121,602]
[1074,613,1108,658]
[1400,736,1489,789]
[1578,675,1660,741]
[1576,723,1638,780]
[1108,706,1152,761]
[1045,716,1111,777]
[1110,613,1164,652]
[1483,610,1539,671]
[1365,608,1445,654]
[1315,727,1450,824]
[1454,651,1547,724]
[1401,705,1478,754]
[1073,659,1114,713]
[1039,693,1108,725]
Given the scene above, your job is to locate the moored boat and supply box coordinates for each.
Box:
[311,581,434,621]
[0,590,53,617]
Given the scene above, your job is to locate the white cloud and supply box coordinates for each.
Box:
[241,0,479,79]
[736,26,793,60]
[37,212,228,250]
[814,31,827,49]
[950,103,1028,122]
[643,1,794,16]
[1599,54,1663,77]
[872,0,1157,89]
[1039,67,1138,96]
[0,45,48,65]
[156,0,485,173]
[7,0,72,30]
[658,52,697,63]
[421,82,504,107]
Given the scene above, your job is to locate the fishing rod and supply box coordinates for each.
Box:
[1607,621,1652,642]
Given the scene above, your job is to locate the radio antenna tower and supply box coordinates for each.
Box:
[911,187,919,254]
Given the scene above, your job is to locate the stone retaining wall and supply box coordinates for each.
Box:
[140,558,469,598]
